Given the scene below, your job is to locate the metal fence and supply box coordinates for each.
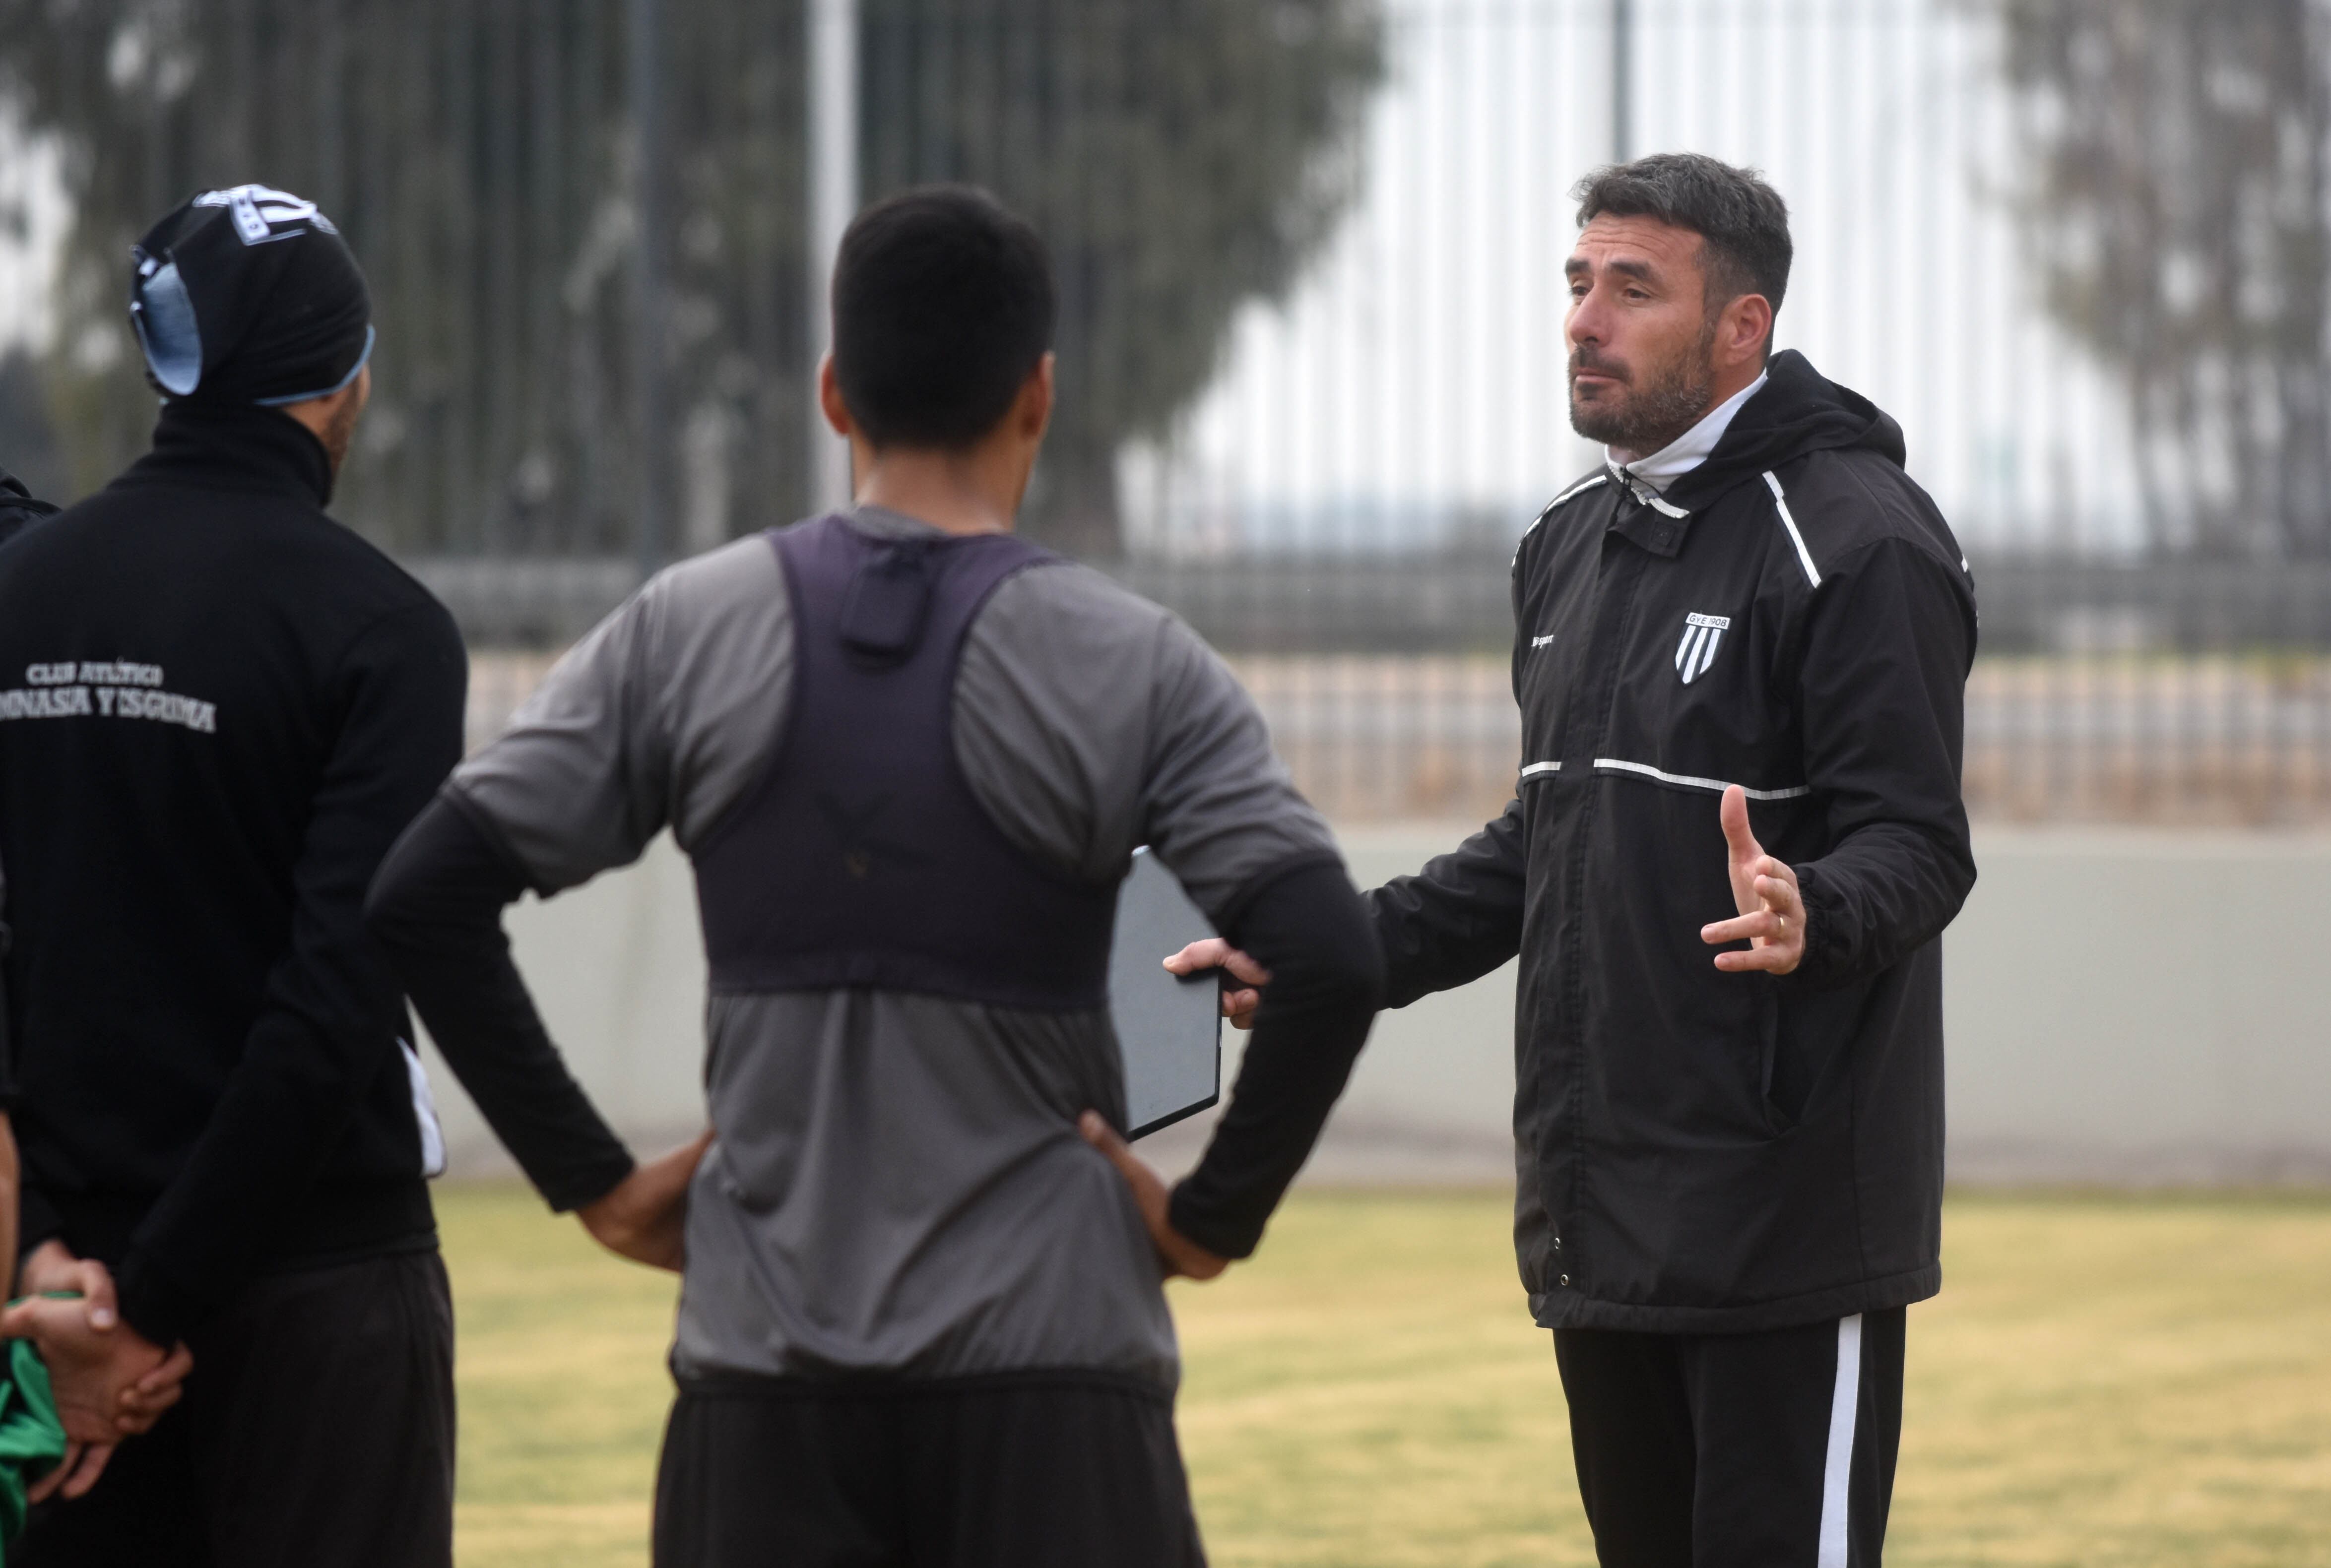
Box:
[468,644,2331,829]
[462,552,2331,827]
[9,0,2331,823]
[443,565,2331,832]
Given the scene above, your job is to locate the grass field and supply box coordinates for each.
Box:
[443,1184,2331,1567]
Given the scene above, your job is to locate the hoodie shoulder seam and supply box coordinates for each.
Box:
[1521,472,1609,544]
[1546,471,1610,511]
[1768,447,1944,565]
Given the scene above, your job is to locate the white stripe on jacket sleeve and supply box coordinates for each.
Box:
[1762,470,1823,588]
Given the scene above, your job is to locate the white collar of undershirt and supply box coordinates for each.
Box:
[1606,369,1769,496]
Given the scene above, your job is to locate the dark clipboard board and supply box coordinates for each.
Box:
[1107,847,1223,1139]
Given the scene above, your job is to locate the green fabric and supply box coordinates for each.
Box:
[0,1307,74,1555]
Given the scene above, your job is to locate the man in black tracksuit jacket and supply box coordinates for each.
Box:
[1192,155,1975,1564]
[0,188,464,1566]
[1413,158,1973,1566]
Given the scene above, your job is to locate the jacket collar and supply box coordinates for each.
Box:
[113,399,337,509]
[1602,350,1906,553]
[1606,370,1769,497]
[1606,493,1692,558]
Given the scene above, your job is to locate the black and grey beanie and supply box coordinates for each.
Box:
[128,185,374,407]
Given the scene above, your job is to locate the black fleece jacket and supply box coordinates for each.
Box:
[0,403,466,1345]
[1372,351,1978,1333]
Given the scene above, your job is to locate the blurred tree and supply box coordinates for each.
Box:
[1989,0,2331,558]
[0,0,1379,561]
[0,351,62,500]
[0,0,807,556]
[861,0,1381,558]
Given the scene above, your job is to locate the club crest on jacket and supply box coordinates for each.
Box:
[1674,612,1730,685]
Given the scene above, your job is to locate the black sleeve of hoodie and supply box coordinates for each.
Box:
[365,793,637,1210]
[1791,535,1980,989]
[1166,859,1384,1260]
[16,1182,61,1262]
[114,603,467,1347]
[0,466,57,550]
[1364,799,1529,1009]
[6,849,49,1257]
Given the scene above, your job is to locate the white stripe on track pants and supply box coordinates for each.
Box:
[1553,1307,1906,1567]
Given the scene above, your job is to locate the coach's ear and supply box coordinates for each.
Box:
[1009,352,1055,445]
[817,354,855,439]
[1077,1112,1228,1282]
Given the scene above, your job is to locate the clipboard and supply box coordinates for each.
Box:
[1107,847,1224,1139]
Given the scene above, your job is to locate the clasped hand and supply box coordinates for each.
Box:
[1,1242,194,1502]
[1075,1113,1228,1282]
[577,1129,715,1271]
[0,1130,718,1507]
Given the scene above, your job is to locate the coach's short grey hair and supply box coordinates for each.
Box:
[1573,153,1792,318]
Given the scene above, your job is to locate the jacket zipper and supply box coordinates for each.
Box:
[1549,502,1652,1299]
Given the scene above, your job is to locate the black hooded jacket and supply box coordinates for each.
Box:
[1371,351,1977,1333]
[0,403,466,1346]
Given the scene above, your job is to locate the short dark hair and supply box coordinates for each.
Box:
[1572,153,1792,321]
[831,185,1055,449]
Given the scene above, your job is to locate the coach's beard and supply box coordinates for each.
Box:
[1568,338,1717,459]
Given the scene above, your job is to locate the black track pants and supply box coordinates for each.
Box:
[17,1249,455,1568]
[653,1370,1207,1568]
[1553,1309,1905,1568]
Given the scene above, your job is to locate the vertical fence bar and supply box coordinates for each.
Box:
[806,0,860,513]
[630,0,671,575]
[1612,0,1634,162]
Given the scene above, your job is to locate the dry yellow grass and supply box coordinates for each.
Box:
[441,1185,2331,1567]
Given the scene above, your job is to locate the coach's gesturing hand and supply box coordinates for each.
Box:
[579,1128,715,1272]
[1701,784,1805,975]
[1078,1113,1229,1281]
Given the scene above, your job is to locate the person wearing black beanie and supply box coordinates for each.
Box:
[0,185,463,1568]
